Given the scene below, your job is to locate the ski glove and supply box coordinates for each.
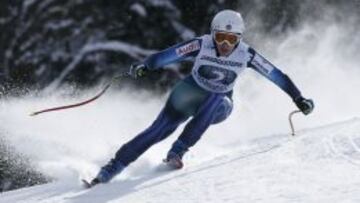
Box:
[129,63,147,79]
[294,97,314,115]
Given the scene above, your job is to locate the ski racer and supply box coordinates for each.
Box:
[88,10,314,187]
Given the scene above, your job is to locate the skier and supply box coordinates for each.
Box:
[88,10,314,187]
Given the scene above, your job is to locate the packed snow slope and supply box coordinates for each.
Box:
[1,118,360,203]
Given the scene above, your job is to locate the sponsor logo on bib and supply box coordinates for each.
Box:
[200,55,242,67]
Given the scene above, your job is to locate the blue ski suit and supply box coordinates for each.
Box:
[96,35,303,182]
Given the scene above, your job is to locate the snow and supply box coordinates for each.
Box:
[1,118,360,202]
[171,20,196,40]
[44,41,157,93]
[45,20,74,31]
[130,3,147,17]
[22,0,38,12]
[147,0,178,13]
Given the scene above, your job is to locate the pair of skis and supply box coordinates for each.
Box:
[82,157,183,189]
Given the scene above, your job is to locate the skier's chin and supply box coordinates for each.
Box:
[217,44,235,57]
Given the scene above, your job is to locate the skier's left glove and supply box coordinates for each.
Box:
[129,63,147,79]
[294,96,314,115]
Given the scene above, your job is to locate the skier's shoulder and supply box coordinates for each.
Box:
[197,34,213,47]
[199,34,211,41]
[179,35,207,45]
[237,40,251,53]
[238,41,261,58]
[232,40,253,60]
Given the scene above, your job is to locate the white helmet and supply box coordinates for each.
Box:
[211,10,245,35]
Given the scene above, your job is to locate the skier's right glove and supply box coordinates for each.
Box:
[129,63,147,79]
[294,96,314,115]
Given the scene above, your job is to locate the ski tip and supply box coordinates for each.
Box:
[82,178,101,189]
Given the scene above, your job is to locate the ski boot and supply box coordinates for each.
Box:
[83,159,125,188]
[82,178,100,188]
[163,140,189,169]
[163,151,184,169]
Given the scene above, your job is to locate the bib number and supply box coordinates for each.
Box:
[197,65,237,85]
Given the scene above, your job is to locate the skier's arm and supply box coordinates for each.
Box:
[247,47,314,114]
[144,38,202,70]
[247,48,302,101]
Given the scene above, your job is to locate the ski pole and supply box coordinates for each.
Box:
[30,72,130,116]
[288,110,302,136]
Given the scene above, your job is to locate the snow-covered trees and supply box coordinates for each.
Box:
[0,0,198,91]
[1,0,358,92]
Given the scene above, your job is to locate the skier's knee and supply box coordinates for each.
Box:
[211,96,233,124]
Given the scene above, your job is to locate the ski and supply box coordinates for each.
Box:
[81,179,93,189]
[81,179,100,189]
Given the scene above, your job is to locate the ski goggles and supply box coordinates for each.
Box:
[214,32,241,45]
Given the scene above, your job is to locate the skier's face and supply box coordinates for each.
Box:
[214,31,241,56]
[216,41,235,56]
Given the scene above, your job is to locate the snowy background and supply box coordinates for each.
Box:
[0,0,360,202]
